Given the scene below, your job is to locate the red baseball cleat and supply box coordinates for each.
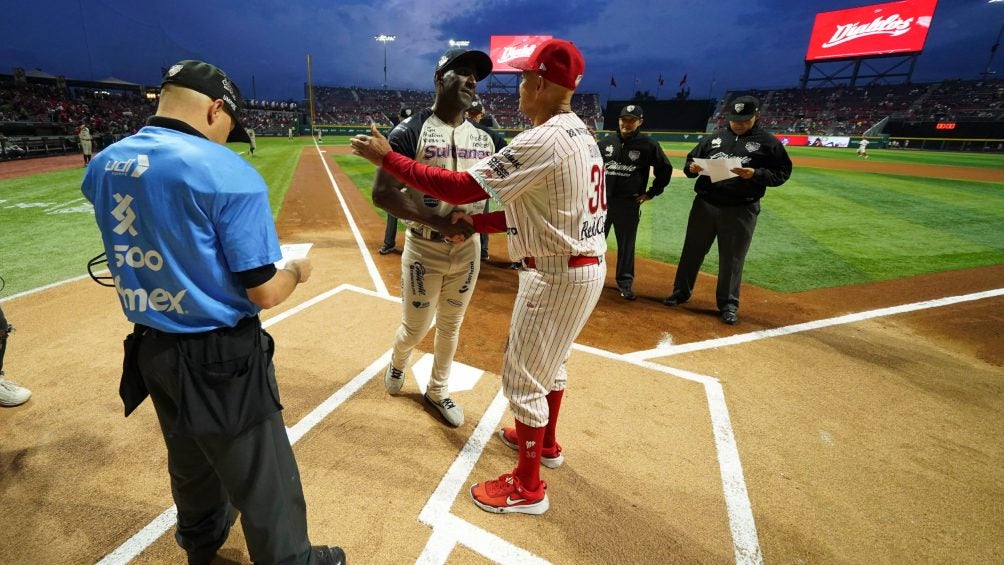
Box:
[470,472,549,515]
[498,426,565,468]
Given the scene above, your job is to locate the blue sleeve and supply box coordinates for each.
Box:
[214,170,282,273]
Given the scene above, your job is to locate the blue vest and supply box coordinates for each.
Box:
[81,125,280,332]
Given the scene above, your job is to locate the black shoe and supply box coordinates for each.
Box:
[509,262,522,270]
[619,287,637,301]
[312,545,347,565]
[378,244,395,255]
[481,254,490,261]
[721,308,738,325]
[662,292,689,306]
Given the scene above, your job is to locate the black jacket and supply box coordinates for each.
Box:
[598,131,673,201]
[684,123,792,206]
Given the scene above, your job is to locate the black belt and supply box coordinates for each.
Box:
[410,227,444,241]
[141,315,260,340]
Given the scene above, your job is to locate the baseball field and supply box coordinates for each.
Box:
[1,137,1002,564]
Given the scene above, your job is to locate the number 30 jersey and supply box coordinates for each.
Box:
[467,112,607,260]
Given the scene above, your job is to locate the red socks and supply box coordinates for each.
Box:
[544,389,564,450]
[514,420,546,491]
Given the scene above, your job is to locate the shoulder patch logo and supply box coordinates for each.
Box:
[745,142,761,152]
[711,137,722,148]
[628,150,641,161]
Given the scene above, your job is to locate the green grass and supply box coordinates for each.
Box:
[0,137,308,297]
[658,141,1004,169]
[3,137,1002,298]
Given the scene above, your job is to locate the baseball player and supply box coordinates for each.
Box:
[464,99,508,262]
[247,127,256,157]
[857,138,869,158]
[598,104,673,300]
[0,305,31,407]
[353,38,606,515]
[371,48,503,428]
[78,122,93,166]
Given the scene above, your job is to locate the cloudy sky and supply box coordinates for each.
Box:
[1,0,1001,103]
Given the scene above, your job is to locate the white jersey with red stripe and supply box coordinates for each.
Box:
[468,112,607,260]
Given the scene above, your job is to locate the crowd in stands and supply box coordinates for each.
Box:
[712,78,1004,136]
[5,71,1003,160]
[312,85,601,130]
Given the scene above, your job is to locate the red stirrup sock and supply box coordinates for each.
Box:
[514,419,546,491]
[543,389,564,450]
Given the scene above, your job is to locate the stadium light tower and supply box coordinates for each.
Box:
[374,34,396,89]
[448,39,470,48]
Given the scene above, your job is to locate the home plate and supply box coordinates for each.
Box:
[410,353,485,394]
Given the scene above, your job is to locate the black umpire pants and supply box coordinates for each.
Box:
[136,319,313,565]
[672,196,760,311]
[604,198,642,289]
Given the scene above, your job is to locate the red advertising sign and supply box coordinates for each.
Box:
[935,122,956,130]
[805,0,937,61]
[489,35,553,73]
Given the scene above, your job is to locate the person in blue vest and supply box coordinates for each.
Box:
[80,60,345,565]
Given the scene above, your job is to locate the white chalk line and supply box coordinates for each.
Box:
[312,140,388,296]
[628,287,1004,360]
[97,285,390,564]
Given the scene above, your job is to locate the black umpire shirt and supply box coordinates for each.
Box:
[684,123,792,206]
[598,131,673,201]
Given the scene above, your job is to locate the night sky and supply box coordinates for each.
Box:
[1,0,1001,103]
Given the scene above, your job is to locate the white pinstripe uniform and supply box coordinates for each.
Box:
[468,111,607,427]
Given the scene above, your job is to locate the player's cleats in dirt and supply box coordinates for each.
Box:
[498,426,564,468]
[424,393,464,427]
[470,472,548,515]
[0,373,31,407]
[384,364,405,394]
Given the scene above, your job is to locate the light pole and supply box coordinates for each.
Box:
[374,34,396,89]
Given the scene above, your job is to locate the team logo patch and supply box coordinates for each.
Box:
[167,64,183,77]
[422,195,440,208]
[734,102,745,113]
[628,150,641,161]
[745,142,761,152]
[626,105,636,112]
[604,145,614,156]
[711,137,722,148]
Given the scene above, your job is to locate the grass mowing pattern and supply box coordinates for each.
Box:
[3,137,1000,297]
[0,138,306,297]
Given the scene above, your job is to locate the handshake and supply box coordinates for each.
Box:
[440,210,475,244]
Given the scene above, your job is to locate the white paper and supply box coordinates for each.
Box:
[275,243,313,269]
[693,157,744,183]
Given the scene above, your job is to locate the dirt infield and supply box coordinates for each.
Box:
[0,148,1001,564]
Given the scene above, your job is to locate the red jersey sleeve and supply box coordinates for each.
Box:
[382,151,487,205]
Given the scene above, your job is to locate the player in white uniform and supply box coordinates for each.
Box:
[857,138,870,158]
[352,38,605,515]
[371,48,501,427]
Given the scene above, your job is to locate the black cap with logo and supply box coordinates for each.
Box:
[435,48,493,81]
[399,107,413,119]
[161,60,251,144]
[467,99,484,114]
[725,95,760,121]
[620,104,643,118]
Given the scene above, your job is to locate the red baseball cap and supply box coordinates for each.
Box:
[508,38,584,90]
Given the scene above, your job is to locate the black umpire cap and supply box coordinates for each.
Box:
[620,104,643,119]
[725,95,760,121]
[161,60,251,144]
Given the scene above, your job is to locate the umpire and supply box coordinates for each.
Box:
[662,95,792,324]
[81,60,345,565]
[598,104,672,300]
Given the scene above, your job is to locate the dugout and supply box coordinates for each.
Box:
[603,99,713,132]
